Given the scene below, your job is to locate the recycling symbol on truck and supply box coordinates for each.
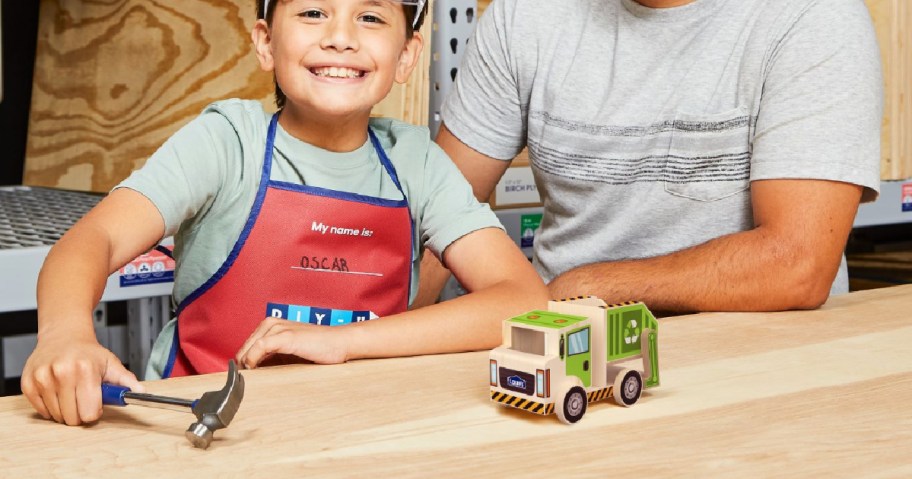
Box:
[624,319,639,345]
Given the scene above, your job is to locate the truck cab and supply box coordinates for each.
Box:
[491,310,589,398]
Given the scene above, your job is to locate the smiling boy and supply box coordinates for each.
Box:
[261,0,424,148]
[21,0,548,425]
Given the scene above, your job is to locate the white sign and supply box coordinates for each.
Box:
[494,167,540,207]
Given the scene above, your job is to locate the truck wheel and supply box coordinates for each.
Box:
[556,386,588,424]
[613,369,643,407]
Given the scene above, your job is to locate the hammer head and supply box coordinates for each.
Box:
[185,360,245,449]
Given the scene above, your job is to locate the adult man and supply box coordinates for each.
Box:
[417,0,882,312]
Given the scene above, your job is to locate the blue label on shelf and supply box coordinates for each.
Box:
[120,270,174,287]
[119,247,176,287]
[902,183,912,212]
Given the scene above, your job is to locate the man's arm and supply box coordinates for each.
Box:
[412,123,512,308]
[547,179,862,312]
[435,123,512,202]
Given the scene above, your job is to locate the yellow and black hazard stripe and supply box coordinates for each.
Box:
[587,386,613,403]
[552,296,643,311]
[491,390,554,415]
[555,295,595,302]
[605,300,640,310]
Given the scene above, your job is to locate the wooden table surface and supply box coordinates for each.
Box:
[2,285,911,478]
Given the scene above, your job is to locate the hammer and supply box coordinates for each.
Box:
[101,360,245,449]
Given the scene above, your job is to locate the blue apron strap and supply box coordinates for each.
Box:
[174,111,280,316]
[366,127,414,304]
[263,112,279,181]
[161,322,180,379]
[154,245,174,259]
[368,128,407,201]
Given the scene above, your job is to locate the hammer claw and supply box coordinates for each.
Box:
[188,360,246,448]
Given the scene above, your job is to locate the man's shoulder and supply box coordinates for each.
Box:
[745,0,868,29]
[496,0,585,11]
[494,0,589,20]
[752,0,860,13]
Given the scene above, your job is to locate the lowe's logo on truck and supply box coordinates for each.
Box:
[507,375,527,389]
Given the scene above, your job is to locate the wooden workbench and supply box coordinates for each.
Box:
[1,285,911,478]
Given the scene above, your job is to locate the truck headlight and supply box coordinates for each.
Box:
[490,360,498,386]
[536,369,550,398]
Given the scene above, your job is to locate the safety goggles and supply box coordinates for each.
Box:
[263,0,427,28]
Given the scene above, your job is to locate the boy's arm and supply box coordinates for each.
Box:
[236,227,549,367]
[21,188,165,425]
[412,123,511,308]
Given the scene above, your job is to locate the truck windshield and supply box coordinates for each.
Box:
[510,327,545,355]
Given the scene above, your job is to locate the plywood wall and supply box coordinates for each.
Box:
[867,0,912,181]
[23,0,432,193]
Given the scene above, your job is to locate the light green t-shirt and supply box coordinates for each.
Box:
[117,99,502,378]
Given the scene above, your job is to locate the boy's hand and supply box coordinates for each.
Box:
[235,318,349,369]
[20,334,143,426]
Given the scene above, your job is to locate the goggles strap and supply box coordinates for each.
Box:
[263,0,426,28]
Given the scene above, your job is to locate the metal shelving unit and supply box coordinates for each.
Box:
[0,186,172,385]
[853,180,912,228]
[0,186,173,311]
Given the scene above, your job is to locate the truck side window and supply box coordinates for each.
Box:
[567,328,590,356]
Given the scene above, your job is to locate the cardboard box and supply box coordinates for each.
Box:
[489,149,543,210]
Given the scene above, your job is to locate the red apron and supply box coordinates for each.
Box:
[164,113,413,377]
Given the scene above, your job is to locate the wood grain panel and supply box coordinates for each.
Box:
[373,1,432,127]
[867,0,912,180]
[24,0,432,193]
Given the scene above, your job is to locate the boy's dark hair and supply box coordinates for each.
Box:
[256,0,428,109]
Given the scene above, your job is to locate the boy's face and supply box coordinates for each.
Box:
[253,0,423,118]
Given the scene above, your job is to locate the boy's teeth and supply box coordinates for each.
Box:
[313,67,363,78]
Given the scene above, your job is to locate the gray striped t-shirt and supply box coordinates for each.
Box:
[442,0,882,294]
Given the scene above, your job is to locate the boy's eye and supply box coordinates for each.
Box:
[359,13,387,24]
[298,9,325,19]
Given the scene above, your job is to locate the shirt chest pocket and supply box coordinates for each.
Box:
[664,107,752,202]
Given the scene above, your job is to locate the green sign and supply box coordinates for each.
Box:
[521,214,542,248]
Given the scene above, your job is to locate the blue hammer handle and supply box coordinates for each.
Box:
[101,383,130,406]
[101,383,197,410]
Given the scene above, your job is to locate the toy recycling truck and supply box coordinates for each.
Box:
[489,296,659,424]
